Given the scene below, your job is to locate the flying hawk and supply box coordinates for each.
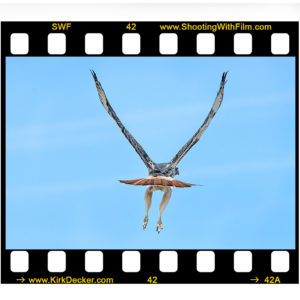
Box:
[91,70,228,233]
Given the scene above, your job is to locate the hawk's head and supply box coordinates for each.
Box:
[149,163,179,178]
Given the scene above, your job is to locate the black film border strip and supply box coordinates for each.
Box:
[1,250,299,284]
[1,21,299,56]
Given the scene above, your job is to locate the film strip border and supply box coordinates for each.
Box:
[1,21,299,284]
[1,21,299,56]
[1,250,298,284]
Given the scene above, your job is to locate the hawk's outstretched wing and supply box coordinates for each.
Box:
[91,70,155,171]
[170,72,228,166]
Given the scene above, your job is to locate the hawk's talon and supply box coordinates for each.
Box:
[156,223,163,233]
[143,216,148,230]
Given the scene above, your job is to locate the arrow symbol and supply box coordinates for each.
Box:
[250,276,259,283]
[16,277,25,283]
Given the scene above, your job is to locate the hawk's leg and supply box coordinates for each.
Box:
[143,186,153,229]
[157,187,173,233]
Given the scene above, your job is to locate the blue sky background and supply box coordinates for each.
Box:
[6,57,295,249]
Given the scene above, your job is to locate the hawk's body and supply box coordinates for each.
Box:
[91,70,228,233]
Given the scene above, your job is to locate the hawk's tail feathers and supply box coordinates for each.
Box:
[119,178,195,188]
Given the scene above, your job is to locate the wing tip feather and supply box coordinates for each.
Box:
[90,69,99,82]
[222,71,229,85]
